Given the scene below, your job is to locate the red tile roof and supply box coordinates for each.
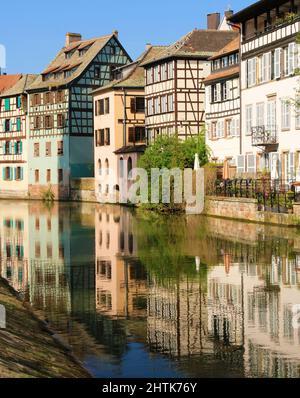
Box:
[0,74,22,94]
[209,37,240,60]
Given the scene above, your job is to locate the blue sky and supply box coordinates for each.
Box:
[0,0,253,74]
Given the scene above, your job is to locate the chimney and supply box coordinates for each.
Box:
[207,13,221,30]
[225,10,234,20]
[65,33,82,47]
[145,43,152,50]
[112,30,119,38]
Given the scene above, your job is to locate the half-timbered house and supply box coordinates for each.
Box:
[141,29,238,141]
[27,32,131,199]
[93,45,165,203]
[204,36,240,176]
[230,0,300,182]
[0,74,37,198]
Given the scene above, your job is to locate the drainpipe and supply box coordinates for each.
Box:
[228,22,243,156]
[123,88,127,147]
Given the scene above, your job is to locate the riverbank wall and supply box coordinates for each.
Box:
[0,278,90,378]
[204,196,300,227]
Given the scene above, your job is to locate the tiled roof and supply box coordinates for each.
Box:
[203,65,240,84]
[93,45,167,94]
[0,74,37,97]
[0,74,22,95]
[140,29,238,66]
[114,145,147,155]
[28,33,130,91]
[209,36,240,60]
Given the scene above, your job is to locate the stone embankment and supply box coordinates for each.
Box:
[0,279,90,378]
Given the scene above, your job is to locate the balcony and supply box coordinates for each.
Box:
[0,154,24,163]
[251,125,278,151]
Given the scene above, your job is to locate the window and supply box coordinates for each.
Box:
[212,85,217,103]
[222,56,228,68]
[147,98,153,115]
[267,100,276,131]
[105,159,109,176]
[4,98,10,111]
[56,90,64,103]
[105,128,110,145]
[32,94,41,106]
[168,94,174,112]
[15,167,23,181]
[4,119,11,132]
[132,97,145,113]
[256,103,265,126]
[45,92,53,105]
[247,58,257,87]
[35,169,39,183]
[147,68,153,85]
[33,116,41,129]
[287,43,296,76]
[168,62,174,79]
[274,48,281,79]
[58,169,63,183]
[44,115,53,129]
[104,98,110,114]
[35,243,41,258]
[262,52,272,82]
[4,141,10,155]
[46,142,51,157]
[57,141,64,156]
[161,63,168,80]
[47,169,51,183]
[153,65,160,83]
[226,119,233,137]
[154,97,160,114]
[128,126,146,143]
[282,100,291,130]
[128,157,133,177]
[98,159,102,176]
[246,105,253,135]
[97,129,105,146]
[3,167,12,181]
[221,82,228,101]
[15,141,22,155]
[99,99,105,115]
[57,114,65,128]
[161,95,167,113]
[16,117,21,132]
[16,96,21,109]
[34,143,40,157]
[95,67,100,79]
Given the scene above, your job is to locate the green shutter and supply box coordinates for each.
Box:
[20,142,23,154]
[14,168,17,181]
[2,168,5,181]
[9,120,13,132]
[2,142,5,155]
[4,98,10,111]
[9,142,12,154]
[14,143,17,155]
[16,118,21,131]
[9,168,13,181]
[20,168,24,181]
[17,96,21,108]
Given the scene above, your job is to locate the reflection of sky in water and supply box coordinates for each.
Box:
[85,342,183,379]
[2,201,300,378]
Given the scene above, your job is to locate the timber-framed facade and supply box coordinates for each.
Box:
[141,29,238,142]
[26,32,131,200]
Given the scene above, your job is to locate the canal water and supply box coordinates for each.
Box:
[1,200,300,378]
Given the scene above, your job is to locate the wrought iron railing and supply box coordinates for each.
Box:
[215,179,297,214]
[251,125,278,147]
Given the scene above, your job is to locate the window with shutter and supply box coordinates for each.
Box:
[130,98,136,114]
[4,98,10,111]
[128,127,135,143]
[237,155,245,174]
[16,118,21,132]
[247,154,256,174]
[246,105,253,135]
[288,43,295,75]
[274,48,281,79]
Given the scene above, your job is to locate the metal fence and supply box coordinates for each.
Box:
[215,179,298,214]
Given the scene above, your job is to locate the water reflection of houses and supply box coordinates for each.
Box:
[147,275,209,358]
[0,201,29,293]
[95,205,147,319]
[207,242,300,378]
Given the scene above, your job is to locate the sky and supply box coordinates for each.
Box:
[0,0,253,74]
